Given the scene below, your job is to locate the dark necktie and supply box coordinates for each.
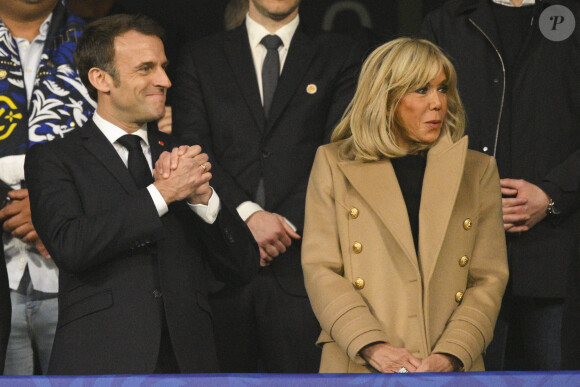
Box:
[117,134,153,189]
[261,34,283,119]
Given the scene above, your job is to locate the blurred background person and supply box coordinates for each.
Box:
[171,0,362,373]
[422,0,580,371]
[0,245,10,373]
[302,38,508,373]
[224,0,248,31]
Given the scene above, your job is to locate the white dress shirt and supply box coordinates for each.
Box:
[236,13,299,229]
[92,112,221,224]
[2,14,58,293]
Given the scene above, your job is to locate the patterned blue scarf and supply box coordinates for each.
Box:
[0,0,95,157]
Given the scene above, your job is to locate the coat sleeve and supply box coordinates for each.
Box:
[432,156,509,370]
[302,147,389,364]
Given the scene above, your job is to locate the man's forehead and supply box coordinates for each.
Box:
[113,30,167,63]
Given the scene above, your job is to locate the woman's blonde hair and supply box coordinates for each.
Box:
[332,37,465,160]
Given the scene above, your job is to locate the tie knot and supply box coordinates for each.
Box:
[261,34,282,51]
[117,134,143,150]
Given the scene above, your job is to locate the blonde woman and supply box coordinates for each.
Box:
[302,38,508,373]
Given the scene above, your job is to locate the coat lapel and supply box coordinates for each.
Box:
[81,120,135,194]
[418,134,468,284]
[266,29,316,134]
[224,25,266,134]
[338,158,418,270]
[465,0,503,55]
[147,124,168,168]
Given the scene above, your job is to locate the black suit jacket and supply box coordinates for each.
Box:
[24,120,259,374]
[171,23,361,295]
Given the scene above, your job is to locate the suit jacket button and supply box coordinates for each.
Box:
[463,218,473,230]
[352,242,362,254]
[224,228,235,243]
[459,256,469,267]
[349,208,359,219]
[455,291,464,303]
[153,289,163,298]
[354,278,365,289]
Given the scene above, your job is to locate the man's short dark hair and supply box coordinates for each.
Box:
[75,14,166,101]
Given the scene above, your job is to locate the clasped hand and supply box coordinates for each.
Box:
[246,211,300,267]
[500,178,549,232]
[360,342,459,373]
[153,145,212,205]
[0,189,50,258]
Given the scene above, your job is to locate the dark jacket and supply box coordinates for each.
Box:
[421,0,580,298]
[25,121,259,374]
[171,24,361,296]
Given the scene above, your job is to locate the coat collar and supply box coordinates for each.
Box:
[337,133,468,279]
[223,24,316,136]
[80,119,163,194]
[266,27,316,133]
[224,24,266,134]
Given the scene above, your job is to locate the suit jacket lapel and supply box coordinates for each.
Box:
[224,25,266,134]
[338,158,418,270]
[81,120,135,194]
[147,124,168,168]
[419,134,468,284]
[266,29,316,133]
[465,0,504,55]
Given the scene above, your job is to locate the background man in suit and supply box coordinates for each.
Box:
[0,0,94,374]
[422,0,580,370]
[172,0,361,373]
[25,14,258,374]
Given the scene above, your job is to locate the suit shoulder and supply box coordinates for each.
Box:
[424,0,470,19]
[310,31,359,52]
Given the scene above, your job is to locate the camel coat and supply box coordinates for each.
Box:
[302,133,508,372]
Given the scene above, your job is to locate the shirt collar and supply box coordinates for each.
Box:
[491,0,535,6]
[93,111,149,146]
[246,13,299,50]
[38,13,52,40]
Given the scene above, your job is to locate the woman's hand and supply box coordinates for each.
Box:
[360,342,422,373]
[416,353,462,372]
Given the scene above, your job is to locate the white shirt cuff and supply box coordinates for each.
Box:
[147,184,169,216]
[0,155,26,187]
[236,201,264,222]
[187,187,221,224]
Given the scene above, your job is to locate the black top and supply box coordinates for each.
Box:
[391,154,427,254]
[490,3,535,178]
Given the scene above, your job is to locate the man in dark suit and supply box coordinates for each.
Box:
[171,0,361,373]
[24,14,258,375]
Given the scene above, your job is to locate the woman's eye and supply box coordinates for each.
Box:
[438,85,449,93]
[414,87,428,94]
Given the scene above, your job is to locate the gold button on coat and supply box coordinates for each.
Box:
[352,242,362,254]
[354,278,365,289]
[349,208,359,219]
[0,69,6,80]
[455,291,464,303]
[463,218,473,230]
[459,256,469,267]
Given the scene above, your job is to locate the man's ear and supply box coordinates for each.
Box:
[88,67,113,94]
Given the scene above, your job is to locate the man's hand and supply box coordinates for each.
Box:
[153,146,213,205]
[501,178,549,232]
[416,353,461,372]
[0,189,51,258]
[360,342,422,373]
[157,106,172,134]
[246,211,300,266]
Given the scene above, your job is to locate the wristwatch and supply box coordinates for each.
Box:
[546,199,561,216]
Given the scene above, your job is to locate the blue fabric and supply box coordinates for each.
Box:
[0,0,95,157]
[1,372,580,386]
